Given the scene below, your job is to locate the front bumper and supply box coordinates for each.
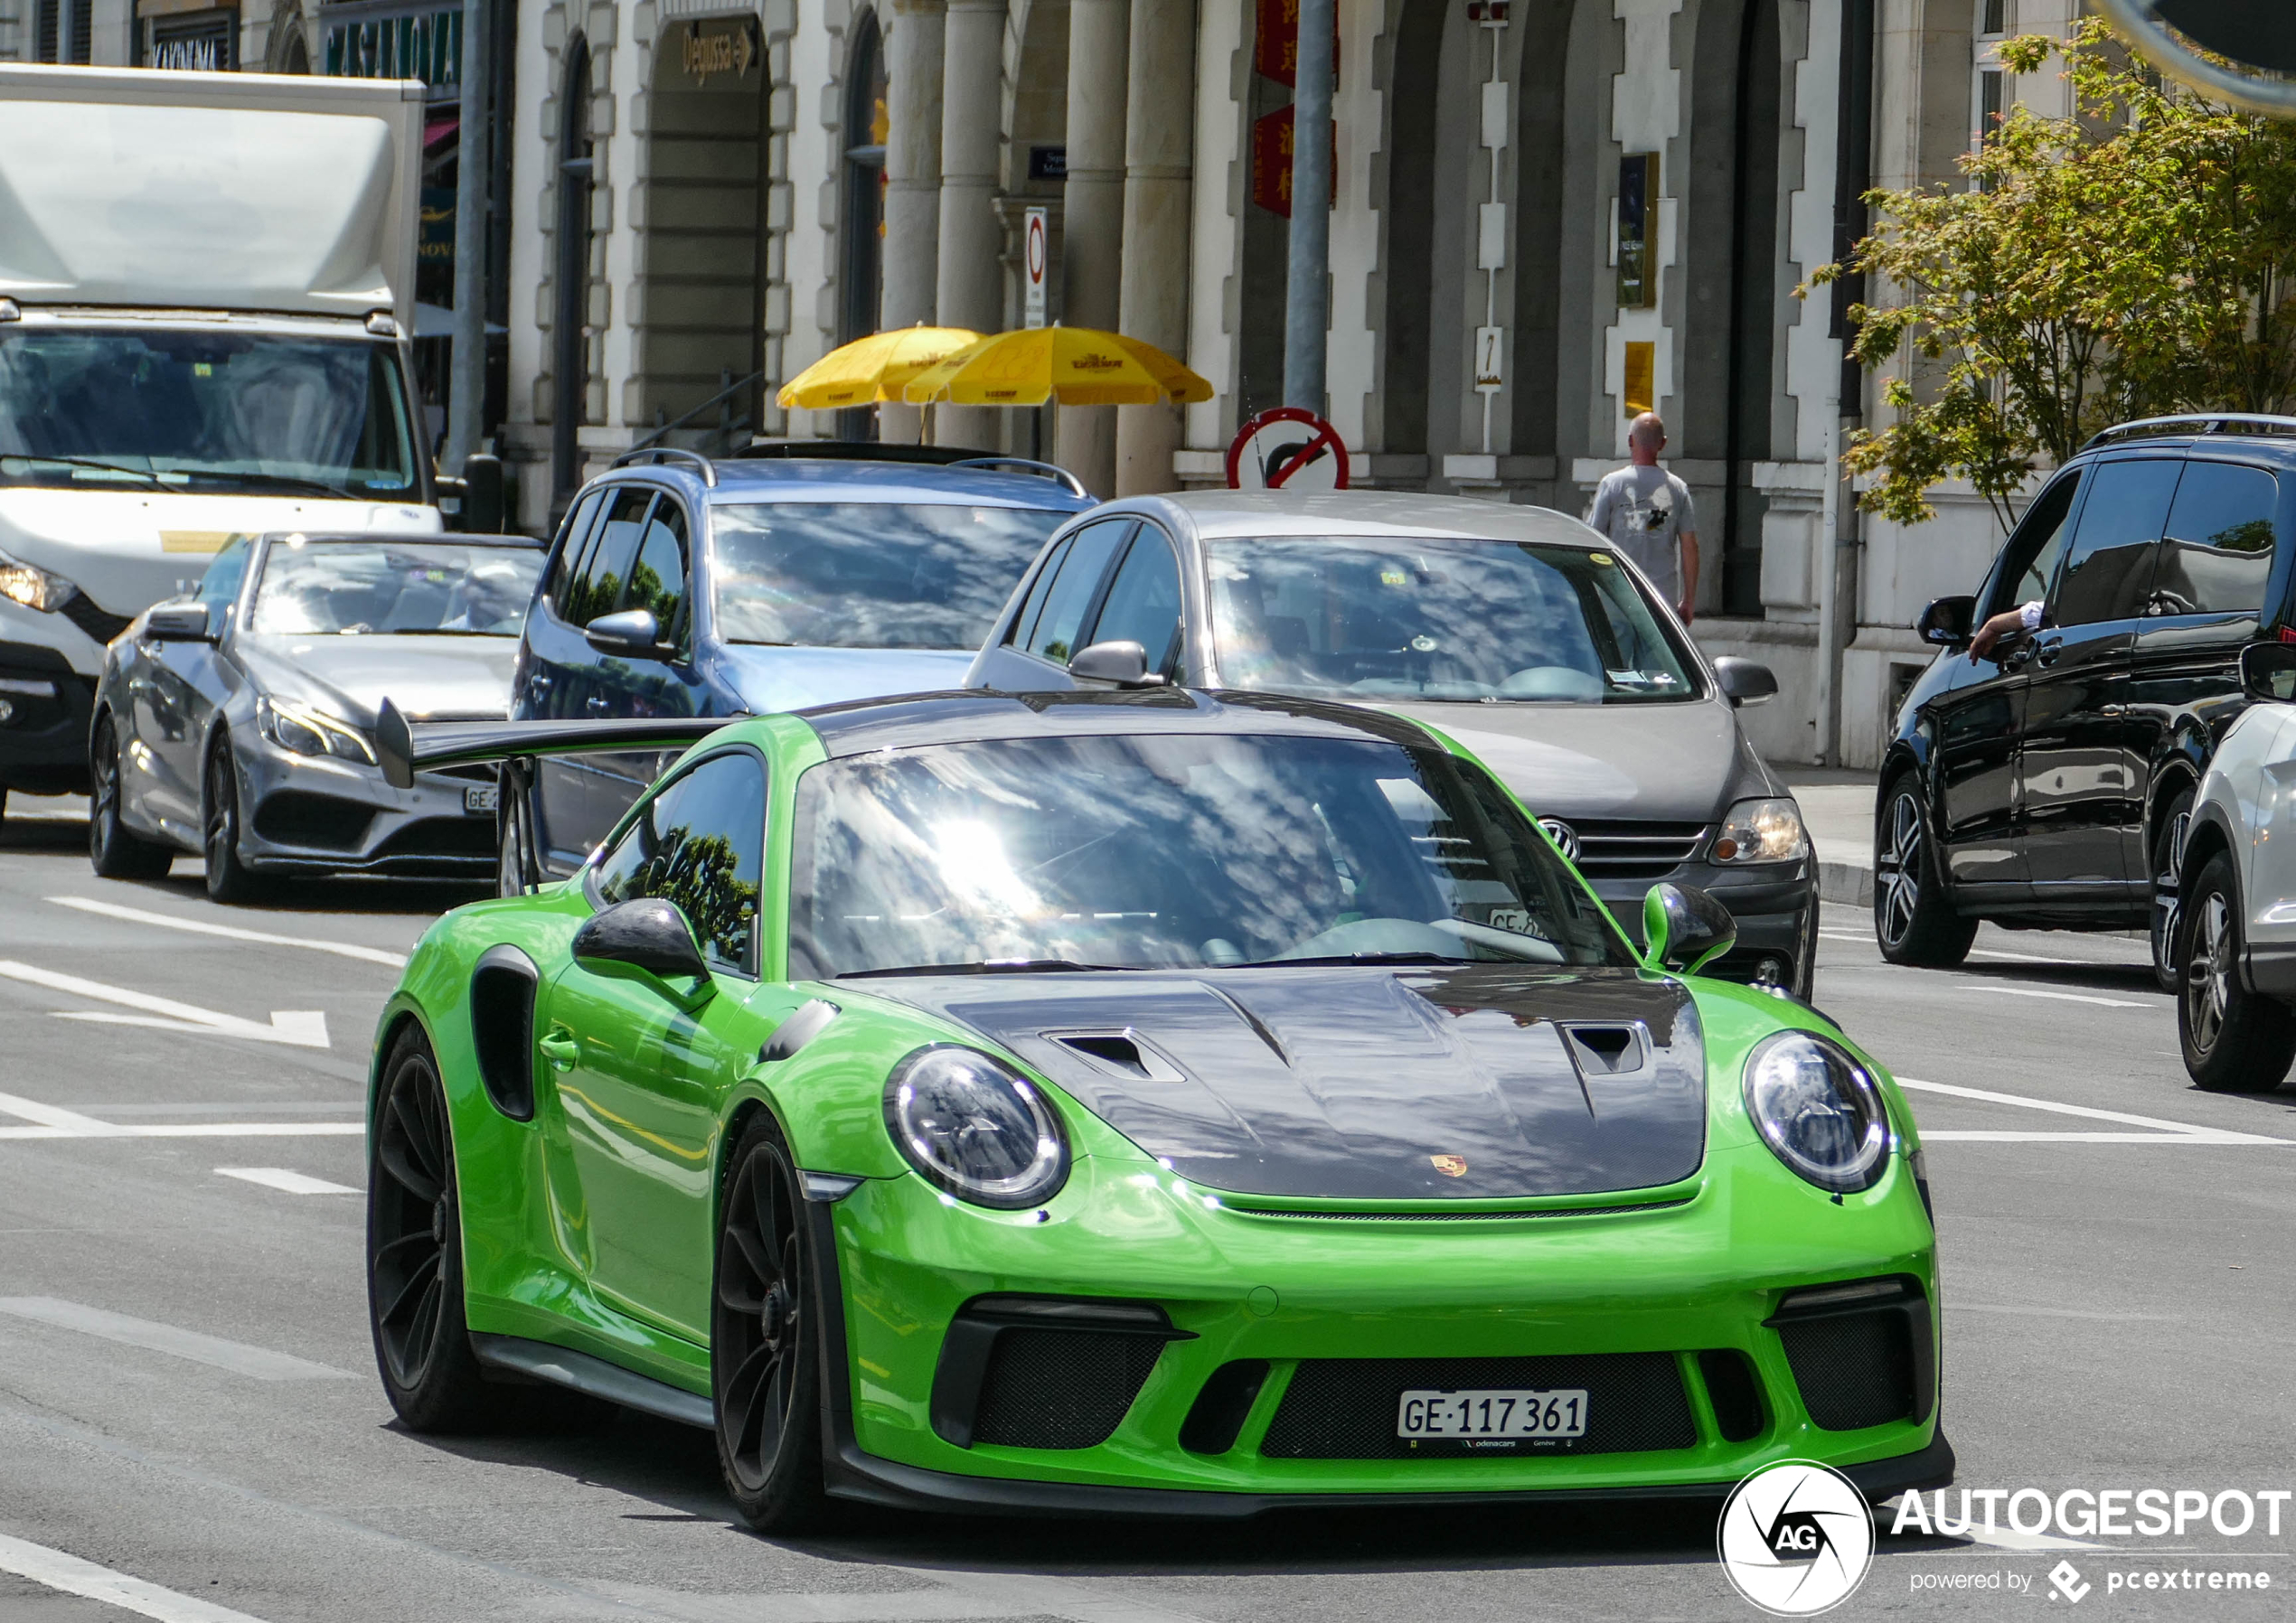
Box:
[820,1144,1943,1508]
[0,640,97,794]
[234,734,494,877]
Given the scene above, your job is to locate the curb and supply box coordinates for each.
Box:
[1820,859,1873,909]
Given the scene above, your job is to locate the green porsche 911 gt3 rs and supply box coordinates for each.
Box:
[364,687,1950,1530]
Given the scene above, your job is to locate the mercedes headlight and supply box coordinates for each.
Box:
[883,1045,1069,1209]
[256,697,375,764]
[1711,797,1808,864]
[1743,1031,1890,1192]
[0,546,76,613]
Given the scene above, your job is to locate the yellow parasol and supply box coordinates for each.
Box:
[900,326,1214,408]
[775,326,984,410]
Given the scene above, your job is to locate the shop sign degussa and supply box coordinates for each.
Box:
[680,18,759,86]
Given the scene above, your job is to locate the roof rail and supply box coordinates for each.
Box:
[2081,413,2296,453]
[729,441,995,465]
[949,456,1090,499]
[609,446,719,486]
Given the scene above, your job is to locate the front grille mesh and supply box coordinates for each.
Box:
[1777,1312,1916,1431]
[1260,1353,1697,1459]
[1568,819,1708,880]
[972,1328,1163,1449]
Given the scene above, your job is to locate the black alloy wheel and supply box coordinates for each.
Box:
[89,716,173,880]
[2178,851,2296,1094]
[2150,788,2194,993]
[1873,778,1978,967]
[713,1115,830,1532]
[202,737,261,904]
[367,1027,494,1430]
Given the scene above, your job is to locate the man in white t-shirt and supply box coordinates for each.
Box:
[1586,411,1701,624]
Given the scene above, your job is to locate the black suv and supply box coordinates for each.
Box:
[1879,414,2296,985]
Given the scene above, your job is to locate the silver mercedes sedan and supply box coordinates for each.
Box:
[89,530,543,901]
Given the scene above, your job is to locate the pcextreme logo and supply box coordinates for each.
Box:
[1718,1460,1876,1616]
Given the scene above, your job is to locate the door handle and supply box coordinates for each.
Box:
[2035,635,2064,668]
[2100,703,2127,718]
[528,671,552,696]
[538,1028,580,1071]
[586,696,613,717]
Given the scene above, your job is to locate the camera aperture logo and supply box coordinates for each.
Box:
[1718,1460,1877,1616]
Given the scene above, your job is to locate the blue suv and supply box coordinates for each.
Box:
[502,446,1092,887]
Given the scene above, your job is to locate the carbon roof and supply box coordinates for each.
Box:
[795,686,1443,758]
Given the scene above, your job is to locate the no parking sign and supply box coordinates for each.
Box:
[1225,406,1350,491]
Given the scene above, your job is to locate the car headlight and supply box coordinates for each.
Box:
[883,1045,1069,1209]
[1743,1030,1890,1192]
[0,546,76,613]
[1711,796,1808,864]
[256,697,375,764]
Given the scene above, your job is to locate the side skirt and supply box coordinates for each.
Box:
[470,1331,715,1431]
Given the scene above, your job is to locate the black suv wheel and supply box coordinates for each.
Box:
[1874,776,1977,967]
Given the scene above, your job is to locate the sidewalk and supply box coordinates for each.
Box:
[1782,767,1875,909]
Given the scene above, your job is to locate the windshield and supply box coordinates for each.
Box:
[788,731,1632,978]
[1207,536,1698,703]
[0,329,419,498]
[247,540,543,636]
[710,502,1068,650]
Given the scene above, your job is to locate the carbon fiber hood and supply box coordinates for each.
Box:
[863,965,1707,1200]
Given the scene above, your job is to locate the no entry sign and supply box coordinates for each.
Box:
[1226,406,1350,491]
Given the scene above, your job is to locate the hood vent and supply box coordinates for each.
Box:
[1049,1028,1186,1083]
[1559,1022,1650,1078]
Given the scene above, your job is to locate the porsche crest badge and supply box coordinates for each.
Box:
[1430,1154,1468,1178]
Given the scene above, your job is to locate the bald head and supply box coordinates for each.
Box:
[1628,412,1667,466]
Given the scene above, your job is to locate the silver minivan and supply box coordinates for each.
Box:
[962,489,1816,995]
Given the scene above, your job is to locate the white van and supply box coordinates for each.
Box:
[0,64,495,822]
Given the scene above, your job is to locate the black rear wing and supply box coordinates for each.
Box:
[375,699,733,791]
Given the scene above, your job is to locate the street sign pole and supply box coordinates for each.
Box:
[1284,0,1335,412]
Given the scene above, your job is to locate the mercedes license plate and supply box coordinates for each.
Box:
[1397,1388,1588,1440]
[464,783,499,814]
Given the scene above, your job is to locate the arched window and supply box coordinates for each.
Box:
[838,11,889,438]
[551,35,596,511]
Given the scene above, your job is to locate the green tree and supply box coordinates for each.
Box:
[1811,19,2296,533]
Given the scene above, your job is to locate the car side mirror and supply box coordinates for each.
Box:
[145,602,213,643]
[1916,595,1976,647]
[1068,639,1166,687]
[584,607,668,660]
[573,897,710,983]
[458,453,505,533]
[1713,657,1777,708]
[2240,641,2296,704]
[1642,882,1737,975]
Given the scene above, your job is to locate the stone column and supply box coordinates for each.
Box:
[1059,0,1129,494]
[1115,0,1190,494]
[880,0,946,441]
[935,0,1006,451]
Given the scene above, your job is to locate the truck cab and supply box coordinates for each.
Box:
[0,64,493,819]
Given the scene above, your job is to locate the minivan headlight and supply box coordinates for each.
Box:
[1711,797,1808,864]
[883,1046,1069,1209]
[1743,1030,1889,1192]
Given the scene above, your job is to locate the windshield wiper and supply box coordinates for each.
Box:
[1234,951,1468,969]
[208,471,362,500]
[0,454,169,489]
[839,958,1143,979]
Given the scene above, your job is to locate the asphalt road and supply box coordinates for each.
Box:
[2,797,2292,1622]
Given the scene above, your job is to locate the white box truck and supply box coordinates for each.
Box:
[0,63,500,819]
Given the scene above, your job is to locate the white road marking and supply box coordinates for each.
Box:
[0,1530,275,1623]
[45,895,408,968]
[0,1094,362,1141]
[1900,1076,2291,1144]
[1818,926,2121,966]
[1968,983,2154,1009]
[1951,1302,2178,1322]
[0,1298,353,1381]
[0,960,329,1047]
[215,1168,358,1196]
